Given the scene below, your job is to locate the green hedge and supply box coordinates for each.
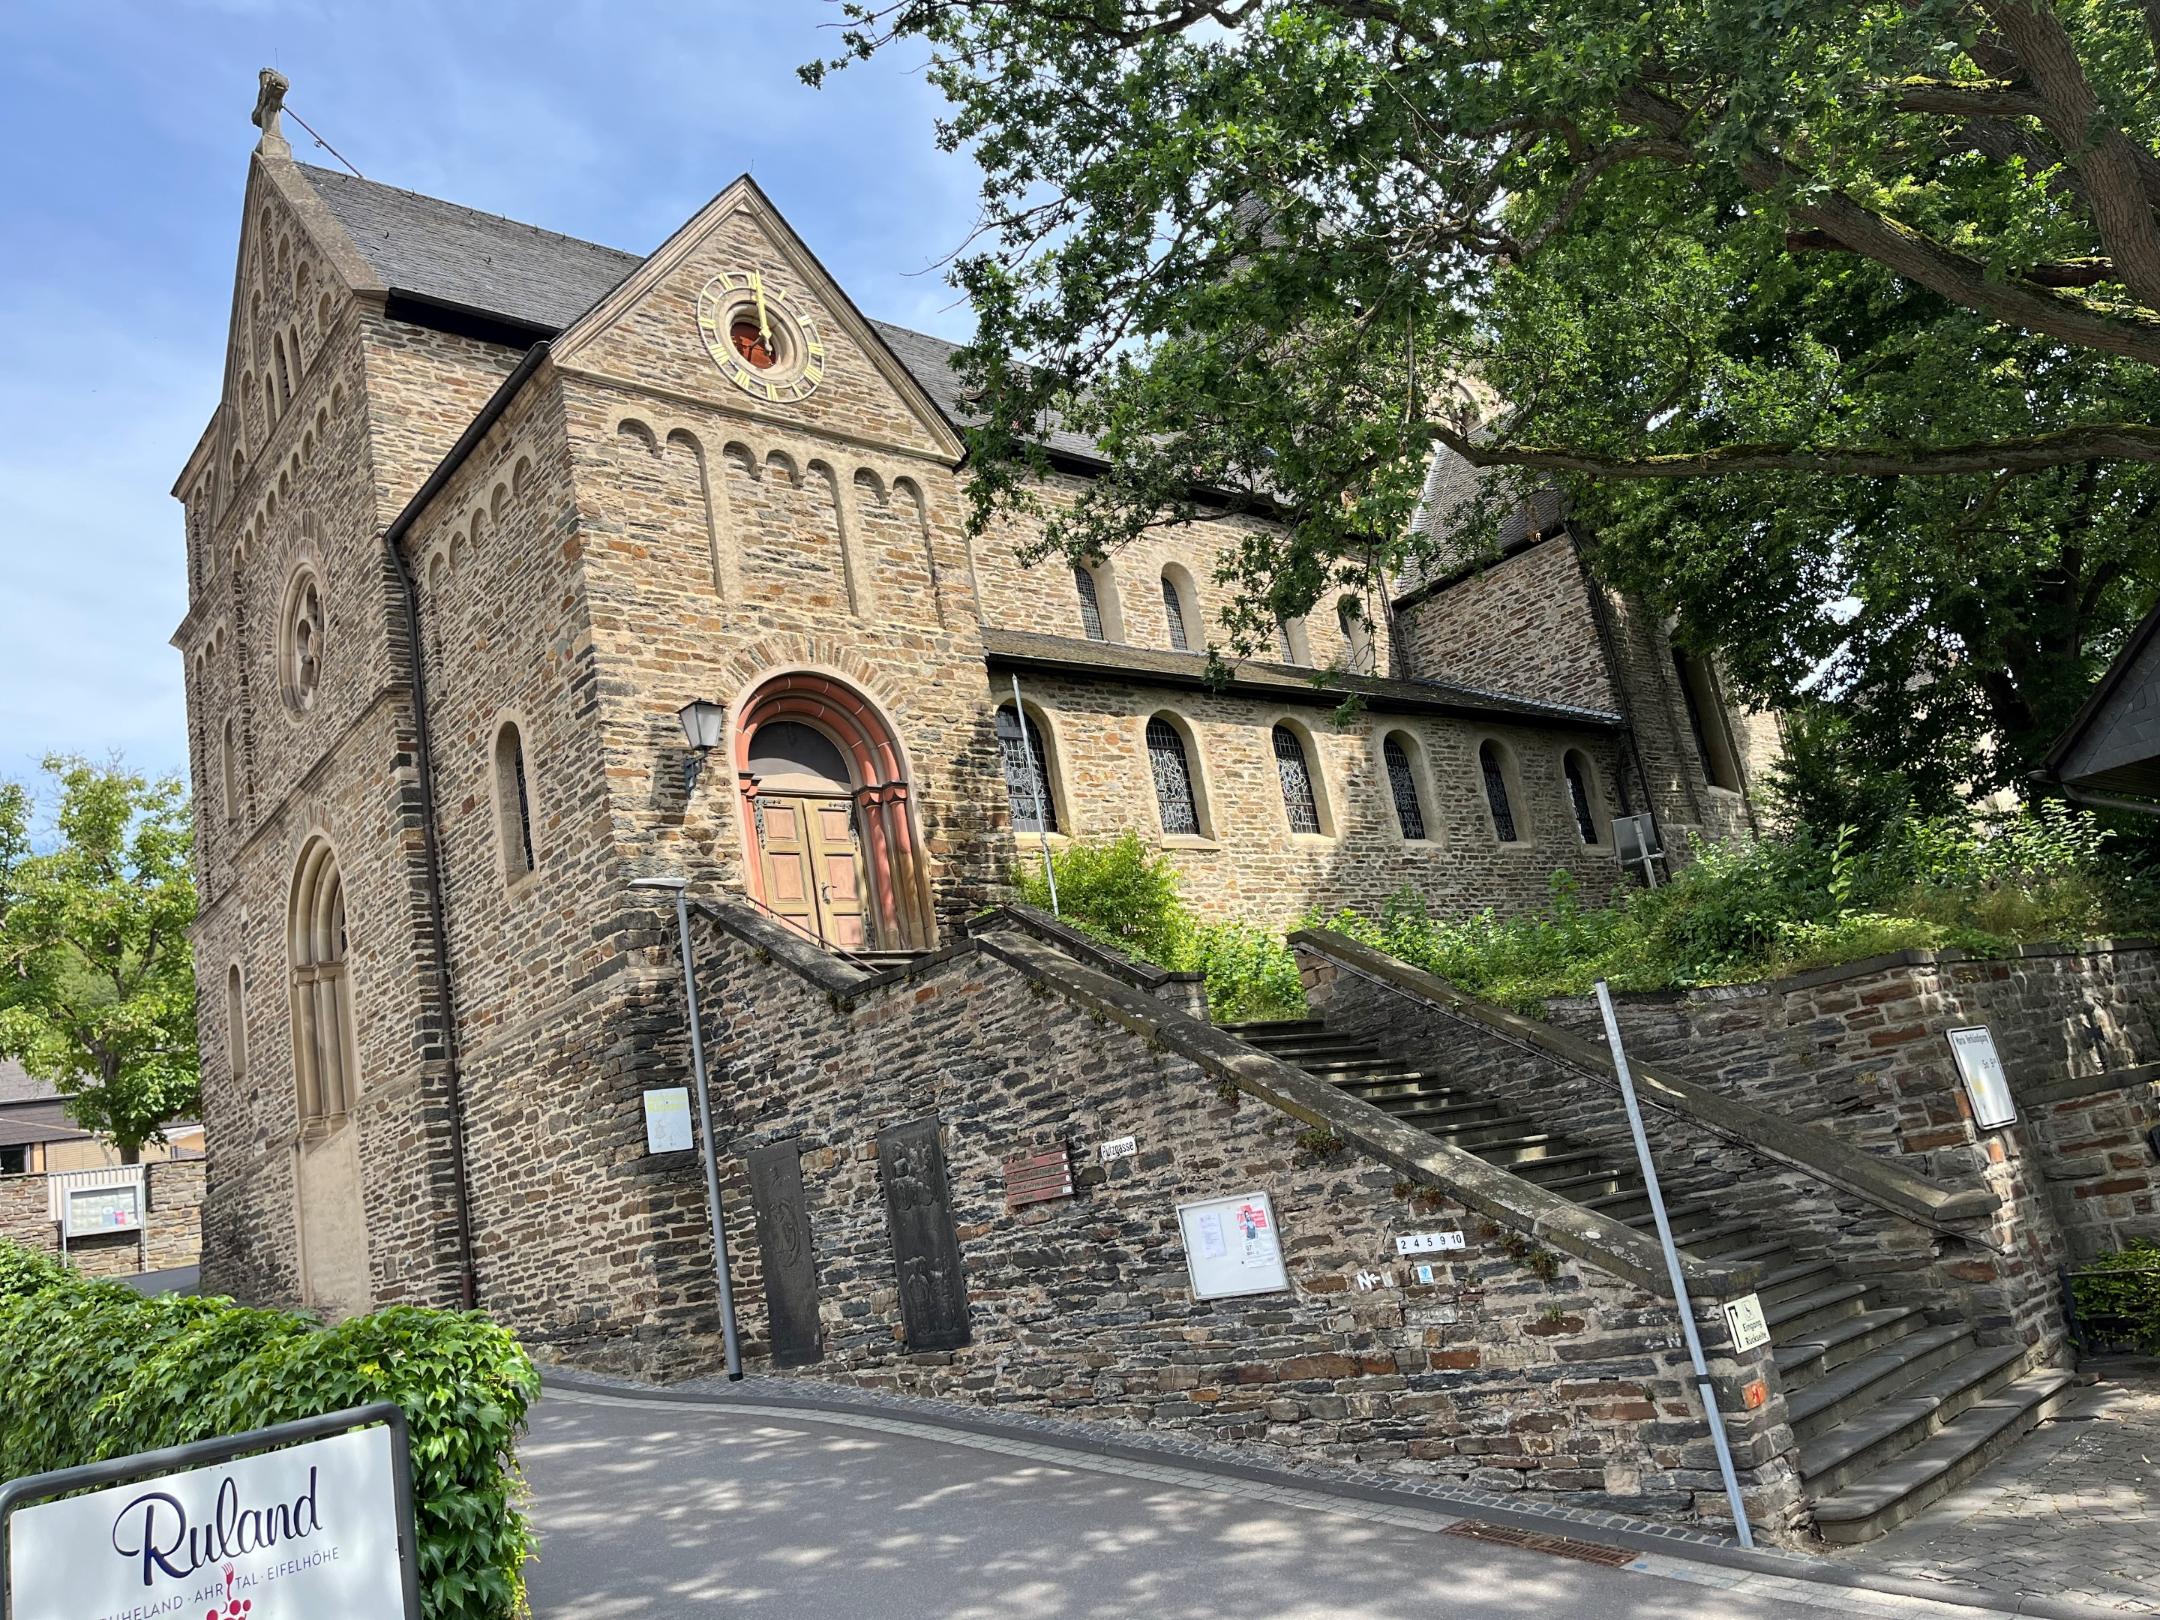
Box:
[2069,1240,2160,1354]
[0,1241,539,1620]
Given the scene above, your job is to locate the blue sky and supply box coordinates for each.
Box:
[0,0,980,785]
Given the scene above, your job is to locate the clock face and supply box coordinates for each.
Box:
[697,270,825,404]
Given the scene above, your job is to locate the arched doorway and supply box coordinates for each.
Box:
[735,674,934,952]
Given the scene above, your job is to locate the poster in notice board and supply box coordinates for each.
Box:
[1177,1190,1290,1300]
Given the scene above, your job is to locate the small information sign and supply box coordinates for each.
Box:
[1722,1293,1772,1355]
[1945,1025,2017,1129]
[62,1183,141,1239]
[1099,1135,1138,1164]
[1177,1190,1289,1300]
[1003,1146,1075,1211]
[642,1086,694,1154]
[1395,1230,1467,1256]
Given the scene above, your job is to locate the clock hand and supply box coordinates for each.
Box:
[752,275,772,343]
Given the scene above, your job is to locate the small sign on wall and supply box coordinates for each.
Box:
[1722,1293,1772,1355]
[1003,1146,1075,1211]
[642,1086,694,1154]
[62,1183,141,1239]
[1946,1026,2017,1129]
[1396,1230,1467,1256]
[1177,1190,1290,1300]
[1099,1135,1138,1164]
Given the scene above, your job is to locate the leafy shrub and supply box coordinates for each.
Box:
[1013,833,1307,1020]
[0,1243,539,1620]
[2069,1240,2160,1354]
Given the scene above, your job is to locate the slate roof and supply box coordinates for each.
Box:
[0,1114,91,1150]
[0,1059,54,1107]
[2041,594,2160,803]
[982,628,1621,729]
[1394,446,1568,602]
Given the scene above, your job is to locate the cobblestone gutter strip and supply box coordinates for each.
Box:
[539,1369,2117,1620]
[1291,930,1999,1236]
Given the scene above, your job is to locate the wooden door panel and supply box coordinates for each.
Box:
[805,797,871,950]
[755,798,818,940]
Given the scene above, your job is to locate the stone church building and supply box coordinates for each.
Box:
[176,81,1767,1332]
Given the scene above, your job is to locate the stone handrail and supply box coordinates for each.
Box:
[1289,929,1999,1236]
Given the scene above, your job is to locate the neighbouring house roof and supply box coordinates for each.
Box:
[0,1113,92,1149]
[2040,594,2160,809]
[982,628,1622,729]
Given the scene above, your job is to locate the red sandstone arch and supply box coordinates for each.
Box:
[733,671,935,951]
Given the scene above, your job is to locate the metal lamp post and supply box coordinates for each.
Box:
[630,872,744,1379]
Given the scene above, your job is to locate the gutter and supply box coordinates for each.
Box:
[377,338,552,1309]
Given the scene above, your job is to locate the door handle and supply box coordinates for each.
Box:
[821,883,834,902]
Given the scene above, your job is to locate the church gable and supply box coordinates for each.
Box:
[552,180,962,463]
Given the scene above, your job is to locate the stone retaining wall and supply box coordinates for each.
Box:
[629,901,1803,1533]
[0,1160,206,1278]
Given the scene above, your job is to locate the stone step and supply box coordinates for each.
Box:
[1362,1090,1496,1119]
[1810,1371,2078,1544]
[1715,1238,1807,1267]
[1277,1054,1413,1079]
[1785,1324,1980,1442]
[1765,1280,1876,1342]
[1392,1113,1535,1146]
[1340,1075,1476,1103]
[1619,1198,1721,1234]
[1540,1168,1644,1202]
[1756,1257,1840,1306]
[1799,1343,2033,1496]
[1672,1219,1775,1258]
[1478,1146,1610,1180]
[1776,1305,1929,1384]
[1221,1019,1328,1038]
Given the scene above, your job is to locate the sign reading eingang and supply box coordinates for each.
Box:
[1,1403,419,1620]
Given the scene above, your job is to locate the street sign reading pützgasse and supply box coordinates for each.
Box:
[0,1404,421,1620]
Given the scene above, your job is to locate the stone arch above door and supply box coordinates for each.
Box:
[733,672,935,952]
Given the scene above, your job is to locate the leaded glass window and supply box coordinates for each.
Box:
[1161,575,1190,651]
[1384,735,1426,840]
[1074,565,1104,640]
[1276,618,1297,662]
[1565,751,1599,844]
[996,706,1058,833]
[1273,724,1321,834]
[1480,741,1518,843]
[1146,717,1199,835]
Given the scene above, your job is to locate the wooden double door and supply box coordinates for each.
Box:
[754,793,870,950]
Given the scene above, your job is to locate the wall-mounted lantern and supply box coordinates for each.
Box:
[677,699,726,796]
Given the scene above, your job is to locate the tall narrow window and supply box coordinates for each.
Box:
[1480,741,1519,844]
[1672,650,1741,789]
[1074,564,1105,640]
[1146,717,1200,835]
[288,837,355,1123]
[1161,573,1191,651]
[996,705,1058,833]
[226,963,247,1083]
[1384,734,1427,840]
[1272,724,1322,834]
[1276,618,1297,663]
[1337,600,1374,672]
[273,333,293,413]
[221,717,241,820]
[494,723,537,881]
[1565,751,1601,844]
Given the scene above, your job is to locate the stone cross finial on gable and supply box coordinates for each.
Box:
[252,68,292,157]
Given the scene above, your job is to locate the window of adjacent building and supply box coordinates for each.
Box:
[1272,724,1323,835]
[279,568,324,712]
[1074,564,1105,640]
[221,716,241,821]
[1383,733,1428,841]
[226,962,247,1083]
[995,705,1059,834]
[288,837,356,1123]
[1146,716,1202,836]
[1480,741,1520,844]
[1161,570,1193,652]
[1672,649,1741,790]
[1564,750,1601,844]
[494,722,537,882]
[0,1144,25,1176]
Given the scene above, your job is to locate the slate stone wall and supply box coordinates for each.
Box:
[560,905,1808,1534]
[0,1160,204,1277]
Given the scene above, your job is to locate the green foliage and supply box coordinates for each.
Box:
[1322,805,2156,1010]
[0,1244,539,1620]
[0,757,198,1157]
[1013,833,1306,1020]
[2069,1241,2160,1355]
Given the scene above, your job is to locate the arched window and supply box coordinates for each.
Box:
[493,722,537,881]
[280,569,325,712]
[1073,564,1106,640]
[1672,650,1741,789]
[1337,599,1375,673]
[226,963,247,1083]
[1383,733,1428,841]
[1479,741,1520,844]
[221,716,241,820]
[288,838,356,1123]
[1564,750,1602,844]
[1276,619,1296,662]
[1146,717,1201,836]
[995,705,1058,833]
[1272,724,1322,834]
[1160,571,1192,652]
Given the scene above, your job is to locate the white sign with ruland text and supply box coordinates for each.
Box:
[1722,1293,1772,1355]
[1945,1026,2017,1129]
[7,1423,406,1620]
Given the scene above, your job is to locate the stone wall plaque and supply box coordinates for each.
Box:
[877,1117,971,1351]
[747,1141,822,1367]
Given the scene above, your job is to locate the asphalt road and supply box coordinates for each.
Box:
[521,1391,1902,1620]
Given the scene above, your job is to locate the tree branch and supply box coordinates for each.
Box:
[1433,421,2160,478]
[1882,77,2049,118]
[1784,230,2118,287]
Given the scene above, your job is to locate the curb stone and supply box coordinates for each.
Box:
[538,1369,2135,1620]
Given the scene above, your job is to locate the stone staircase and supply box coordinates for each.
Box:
[1225,1018,2076,1544]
